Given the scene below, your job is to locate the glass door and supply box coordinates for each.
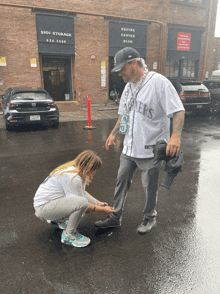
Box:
[42,56,72,101]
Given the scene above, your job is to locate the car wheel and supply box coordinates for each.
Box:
[5,122,12,131]
[210,99,220,114]
[52,120,59,128]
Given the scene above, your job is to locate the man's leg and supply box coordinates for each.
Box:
[136,157,162,234]
[94,154,137,228]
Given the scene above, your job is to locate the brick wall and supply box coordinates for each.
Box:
[0,6,41,92]
[74,15,109,105]
[0,0,218,103]
[146,23,162,72]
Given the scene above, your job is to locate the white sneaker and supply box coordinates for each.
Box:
[137,218,156,234]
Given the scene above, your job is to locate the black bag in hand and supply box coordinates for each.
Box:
[153,140,185,189]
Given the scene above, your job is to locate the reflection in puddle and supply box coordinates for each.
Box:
[86,130,93,146]
[195,138,220,288]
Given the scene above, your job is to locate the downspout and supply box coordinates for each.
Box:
[202,0,214,79]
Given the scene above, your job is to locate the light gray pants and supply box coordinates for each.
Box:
[35,195,96,235]
[110,153,162,222]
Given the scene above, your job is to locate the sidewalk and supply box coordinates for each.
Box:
[60,101,119,122]
[0,101,119,128]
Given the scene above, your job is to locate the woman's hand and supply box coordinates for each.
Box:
[88,203,114,214]
[103,206,114,214]
[96,201,108,207]
[96,201,104,206]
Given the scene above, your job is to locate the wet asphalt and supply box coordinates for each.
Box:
[0,106,220,294]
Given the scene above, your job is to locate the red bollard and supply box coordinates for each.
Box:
[83,94,96,130]
[87,94,91,127]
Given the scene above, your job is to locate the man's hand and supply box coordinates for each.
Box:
[166,110,185,157]
[105,133,116,150]
[105,116,121,150]
[166,134,181,157]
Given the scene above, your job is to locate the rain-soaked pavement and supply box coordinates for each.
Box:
[0,114,220,294]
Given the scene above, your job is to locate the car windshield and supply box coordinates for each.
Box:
[180,81,202,86]
[12,92,50,101]
[202,82,217,89]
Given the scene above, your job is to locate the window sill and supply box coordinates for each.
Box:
[170,0,206,8]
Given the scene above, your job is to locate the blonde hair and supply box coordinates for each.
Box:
[50,150,102,185]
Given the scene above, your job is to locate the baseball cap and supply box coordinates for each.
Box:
[111,47,140,73]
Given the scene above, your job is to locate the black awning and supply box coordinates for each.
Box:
[36,13,75,55]
[108,20,150,57]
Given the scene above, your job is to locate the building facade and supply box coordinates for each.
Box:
[0,0,218,107]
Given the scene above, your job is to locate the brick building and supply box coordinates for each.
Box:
[0,0,218,108]
[212,37,220,72]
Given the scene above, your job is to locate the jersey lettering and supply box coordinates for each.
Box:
[134,100,153,119]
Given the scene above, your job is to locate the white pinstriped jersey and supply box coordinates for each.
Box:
[118,71,185,158]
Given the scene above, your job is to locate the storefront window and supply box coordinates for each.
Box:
[166,59,198,79]
[166,60,180,77]
[182,59,196,78]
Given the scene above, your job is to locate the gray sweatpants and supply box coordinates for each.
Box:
[35,195,96,235]
[110,153,162,222]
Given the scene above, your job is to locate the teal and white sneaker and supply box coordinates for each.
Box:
[55,219,68,230]
[61,231,91,247]
[47,218,68,230]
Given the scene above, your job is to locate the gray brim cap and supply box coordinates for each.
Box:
[111,47,140,73]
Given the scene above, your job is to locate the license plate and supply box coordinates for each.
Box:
[30,115,40,121]
[197,105,202,109]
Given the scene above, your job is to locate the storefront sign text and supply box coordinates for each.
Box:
[109,21,147,57]
[36,14,75,54]
[121,27,136,43]
[41,31,72,37]
[177,32,191,51]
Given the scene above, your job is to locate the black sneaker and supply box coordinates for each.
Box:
[137,218,156,234]
[94,217,121,229]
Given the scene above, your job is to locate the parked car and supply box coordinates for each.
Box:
[1,87,59,130]
[201,79,220,114]
[168,79,211,113]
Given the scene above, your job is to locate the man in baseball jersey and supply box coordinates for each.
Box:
[95,47,185,234]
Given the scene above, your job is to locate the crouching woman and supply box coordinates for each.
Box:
[33,150,114,248]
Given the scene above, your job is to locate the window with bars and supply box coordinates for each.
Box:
[182,59,196,78]
[166,60,180,78]
[166,59,198,79]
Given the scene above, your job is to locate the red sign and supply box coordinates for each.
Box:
[177,32,191,51]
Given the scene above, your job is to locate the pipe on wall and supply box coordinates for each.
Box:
[202,0,214,79]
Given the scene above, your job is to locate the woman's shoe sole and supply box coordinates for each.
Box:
[61,239,90,248]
